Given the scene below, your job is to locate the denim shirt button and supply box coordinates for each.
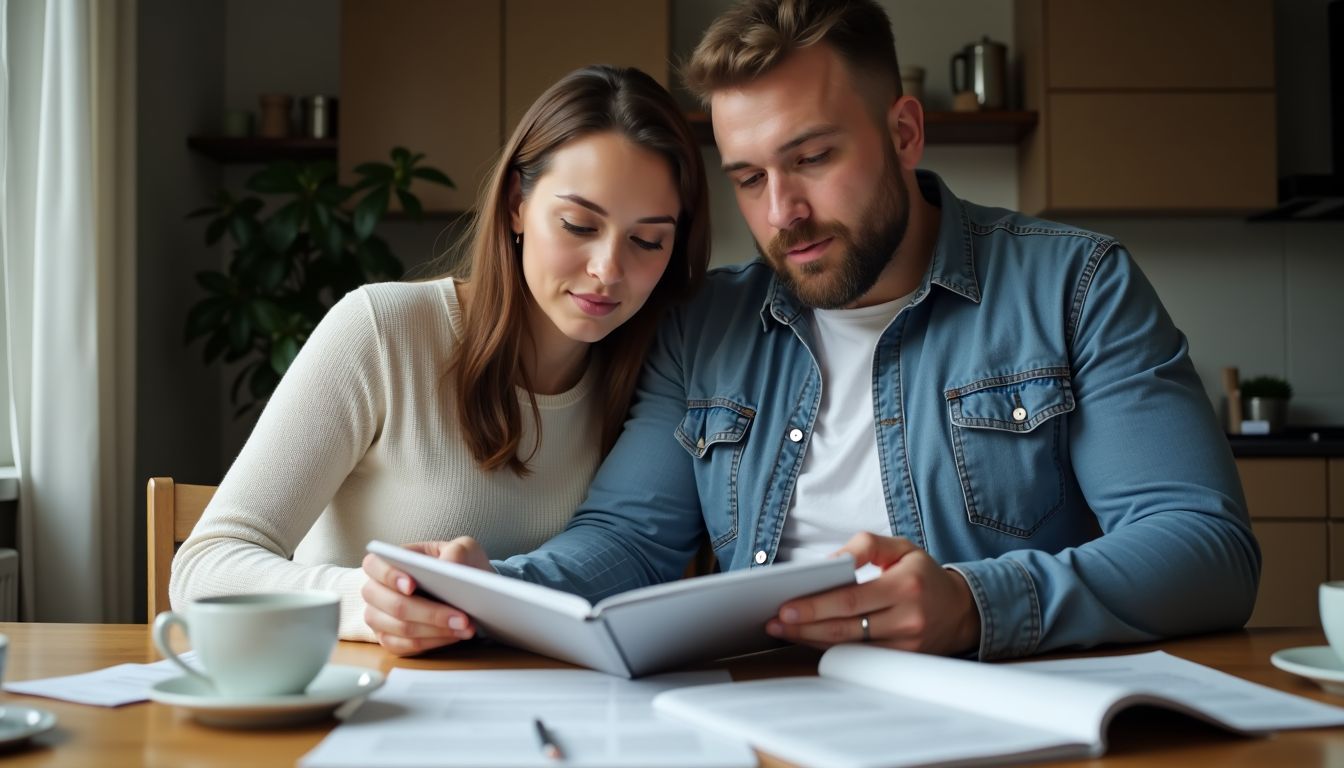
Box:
[754,550,767,564]
[1012,406,1028,422]
[788,427,803,442]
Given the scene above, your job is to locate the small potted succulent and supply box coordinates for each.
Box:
[1239,375,1293,433]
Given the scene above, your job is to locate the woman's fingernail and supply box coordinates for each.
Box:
[766,621,782,636]
[455,629,474,640]
[781,608,799,622]
[448,616,466,630]
[396,576,412,594]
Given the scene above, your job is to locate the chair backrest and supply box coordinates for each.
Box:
[146,477,217,622]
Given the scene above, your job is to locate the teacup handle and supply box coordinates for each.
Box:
[152,611,213,689]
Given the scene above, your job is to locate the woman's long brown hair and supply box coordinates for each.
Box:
[451,65,710,475]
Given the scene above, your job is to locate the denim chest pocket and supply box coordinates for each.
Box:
[944,367,1075,538]
[675,398,755,550]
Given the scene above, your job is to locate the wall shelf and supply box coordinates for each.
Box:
[685,110,1037,147]
[186,136,337,164]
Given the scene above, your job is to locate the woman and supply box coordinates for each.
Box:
[170,65,710,654]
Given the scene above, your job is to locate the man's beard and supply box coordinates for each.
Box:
[759,151,910,310]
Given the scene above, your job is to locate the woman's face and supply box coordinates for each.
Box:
[511,131,680,346]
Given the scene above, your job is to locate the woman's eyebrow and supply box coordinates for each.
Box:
[556,194,676,225]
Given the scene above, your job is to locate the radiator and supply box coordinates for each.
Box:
[0,549,17,621]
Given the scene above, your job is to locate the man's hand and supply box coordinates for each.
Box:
[765,533,982,656]
[360,537,493,656]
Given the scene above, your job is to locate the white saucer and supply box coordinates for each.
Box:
[148,663,384,728]
[1270,646,1344,695]
[0,705,56,746]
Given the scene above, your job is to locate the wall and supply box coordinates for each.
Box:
[135,0,228,619]
[142,0,1344,503]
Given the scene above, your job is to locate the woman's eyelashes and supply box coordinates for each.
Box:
[560,218,665,251]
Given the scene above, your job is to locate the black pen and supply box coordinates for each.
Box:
[533,717,563,761]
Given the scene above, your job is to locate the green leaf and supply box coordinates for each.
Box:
[270,335,301,375]
[263,202,303,253]
[410,167,454,188]
[195,271,232,295]
[352,186,389,242]
[352,162,394,182]
[395,189,423,219]
[315,184,354,206]
[204,218,229,245]
[230,215,257,249]
[391,147,411,166]
[184,296,231,342]
[246,162,303,195]
[230,362,258,404]
[248,299,287,333]
[203,329,229,364]
[228,309,252,353]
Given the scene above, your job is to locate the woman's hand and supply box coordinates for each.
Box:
[360,537,494,656]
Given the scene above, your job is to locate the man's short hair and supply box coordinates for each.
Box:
[681,0,901,110]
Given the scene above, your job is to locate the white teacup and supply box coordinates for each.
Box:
[152,592,339,698]
[1320,582,1344,663]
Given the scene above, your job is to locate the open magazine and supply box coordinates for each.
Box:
[367,540,856,678]
[652,644,1344,768]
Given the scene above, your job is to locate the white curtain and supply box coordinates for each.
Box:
[0,0,136,622]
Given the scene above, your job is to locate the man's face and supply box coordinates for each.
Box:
[711,45,909,309]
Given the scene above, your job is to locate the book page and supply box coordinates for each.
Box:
[818,644,1123,748]
[300,668,756,768]
[653,676,1083,768]
[1013,650,1344,734]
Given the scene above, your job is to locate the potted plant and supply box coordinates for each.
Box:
[1239,375,1293,433]
[185,148,452,416]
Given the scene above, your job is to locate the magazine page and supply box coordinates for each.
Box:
[366,541,628,677]
[596,555,857,677]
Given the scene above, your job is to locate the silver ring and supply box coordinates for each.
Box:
[860,615,871,642]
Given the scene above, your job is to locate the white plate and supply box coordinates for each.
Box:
[148,663,384,728]
[0,705,56,746]
[1270,646,1344,695]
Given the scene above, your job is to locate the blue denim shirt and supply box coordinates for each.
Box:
[495,171,1260,660]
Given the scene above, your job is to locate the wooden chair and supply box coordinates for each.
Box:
[146,477,217,622]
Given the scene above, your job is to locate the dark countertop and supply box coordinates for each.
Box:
[1228,427,1344,458]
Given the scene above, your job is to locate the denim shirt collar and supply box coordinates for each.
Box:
[760,170,981,330]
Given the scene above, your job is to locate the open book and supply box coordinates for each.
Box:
[367,540,856,678]
[652,644,1344,768]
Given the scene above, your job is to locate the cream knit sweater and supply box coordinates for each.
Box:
[169,279,601,641]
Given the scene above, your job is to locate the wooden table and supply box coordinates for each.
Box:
[0,623,1342,767]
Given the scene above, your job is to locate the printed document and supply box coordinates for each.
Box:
[300,668,756,768]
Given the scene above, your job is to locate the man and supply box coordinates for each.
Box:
[363,0,1260,660]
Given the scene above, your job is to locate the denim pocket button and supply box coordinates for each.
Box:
[1012,406,1027,422]
[788,428,803,443]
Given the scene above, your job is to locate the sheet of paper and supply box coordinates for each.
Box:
[1012,650,1344,732]
[299,668,756,768]
[654,675,1076,768]
[4,652,200,707]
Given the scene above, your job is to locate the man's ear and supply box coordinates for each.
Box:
[507,170,524,233]
[888,95,925,171]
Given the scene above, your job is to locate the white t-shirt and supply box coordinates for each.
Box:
[775,292,915,567]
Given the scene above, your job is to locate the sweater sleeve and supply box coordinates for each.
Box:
[169,289,386,641]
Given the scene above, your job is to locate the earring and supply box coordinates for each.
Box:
[514,232,522,246]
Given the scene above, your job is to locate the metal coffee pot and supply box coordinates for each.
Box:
[950,36,1008,109]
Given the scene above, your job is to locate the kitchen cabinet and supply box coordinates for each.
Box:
[1014,0,1277,216]
[340,0,668,214]
[1240,458,1341,628]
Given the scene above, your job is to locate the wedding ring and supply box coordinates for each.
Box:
[860,615,871,642]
